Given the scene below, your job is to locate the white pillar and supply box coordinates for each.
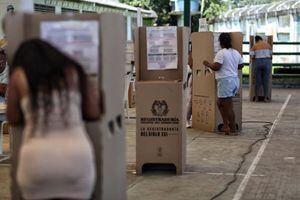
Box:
[55,5,62,14]
[290,13,296,41]
[137,8,143,27]
[127,15,132,41]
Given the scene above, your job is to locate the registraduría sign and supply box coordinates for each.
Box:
[139,100,180,137]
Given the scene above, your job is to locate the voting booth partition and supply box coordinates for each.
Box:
[5,12,126,200]
[134,27,190,174]
[191,32,243,132]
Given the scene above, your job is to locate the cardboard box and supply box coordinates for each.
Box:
[135,27,189,174]
[191,32,243,132]
[136,81,186,174]
[128,81,136,108]
[249,36,273,102]
[5,12,126,200]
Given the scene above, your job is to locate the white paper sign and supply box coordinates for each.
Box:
[198,18,208,32]
[40,20,99,75]
[146,27,178,70]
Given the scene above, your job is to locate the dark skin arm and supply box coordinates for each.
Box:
[203,61,244,71]
[203,60,222,71]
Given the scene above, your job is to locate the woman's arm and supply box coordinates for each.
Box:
[203,60,222,71]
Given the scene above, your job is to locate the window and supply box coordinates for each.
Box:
[277,33,290,41]
[82,10,97,13]
[62,8,80,13]
[258,18,266,27]
[278,15,290,28]
[34,4,55,13]
[268,17,277,24]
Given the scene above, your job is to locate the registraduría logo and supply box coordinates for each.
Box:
[151,100,169,116]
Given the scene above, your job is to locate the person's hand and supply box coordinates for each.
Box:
[203,60,210,67]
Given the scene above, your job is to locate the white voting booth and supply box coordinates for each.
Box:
[5,12,126,200]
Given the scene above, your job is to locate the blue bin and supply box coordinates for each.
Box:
[174,0,199,12]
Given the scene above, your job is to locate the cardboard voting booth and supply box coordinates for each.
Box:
[249,36,273,102]
[191,32,243,132]
[135,26,190,174]
[5,12,126,200]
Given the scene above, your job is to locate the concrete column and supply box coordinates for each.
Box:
[290,13,296,41]
[137,8,143,27]
[55,5,62,14]
[177,15,184,26]
[127,15,132,41]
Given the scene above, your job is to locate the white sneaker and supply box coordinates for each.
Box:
[186,120,192,128]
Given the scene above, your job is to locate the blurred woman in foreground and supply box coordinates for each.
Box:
[7,39,99,199]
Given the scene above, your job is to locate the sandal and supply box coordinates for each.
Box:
[219,127,230,134]
[226,131,240,136]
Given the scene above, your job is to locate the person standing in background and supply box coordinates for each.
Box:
[203,33,243,135]
[250,35,272,102]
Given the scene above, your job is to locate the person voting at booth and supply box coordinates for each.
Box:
[203,33,243,135]
[7,39,99,199]
[250,35,272,102]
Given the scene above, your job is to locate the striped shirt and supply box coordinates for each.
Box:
[250,41,272,59]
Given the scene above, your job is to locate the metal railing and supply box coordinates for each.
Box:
[242,41,300,86]
[243,41,300,67]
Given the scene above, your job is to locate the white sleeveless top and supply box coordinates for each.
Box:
[17,90,96,199]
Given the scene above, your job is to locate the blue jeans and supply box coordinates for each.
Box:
[254,58,272,98]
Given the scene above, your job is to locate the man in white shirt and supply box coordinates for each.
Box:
[203,33,243,135]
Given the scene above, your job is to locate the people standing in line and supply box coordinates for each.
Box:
[186,43,193,128]
[0,38,9,101]
[203,33,243,135]
[250,35,272,102]
[7,39,99,199]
